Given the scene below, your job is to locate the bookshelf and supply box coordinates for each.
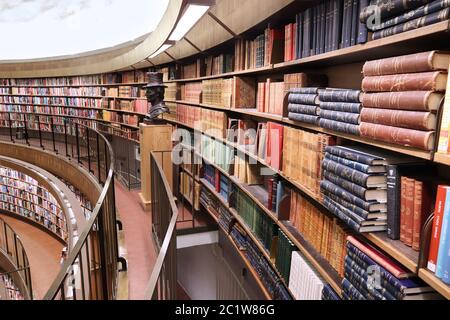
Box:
[0,167,67,241]
[152,0,450,300]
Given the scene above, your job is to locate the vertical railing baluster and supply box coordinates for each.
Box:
[38,115,44,149]
[8,112,14,143]
[23,115,30,146]
[86,127,92,174]
[96,132,101,183]
[64,119,69,157]
[51,116,57,154]
[76,123,81,164]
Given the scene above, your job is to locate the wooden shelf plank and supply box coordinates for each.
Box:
[418,268,450,300]
[434,153,450,166]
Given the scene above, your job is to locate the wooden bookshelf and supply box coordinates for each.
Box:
[418,268,450,300]
[434,153,450,166]
[0,82,147,88]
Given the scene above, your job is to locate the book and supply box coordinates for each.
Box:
[360,0,430,23]
[325,153,386,173]
[319,118,360,135]
[360,122,435,151]
[402,177,415,247]
[319,88,361,103]
[320,109,361,125]
[288,103,319,115]
[357,0,369,43]
[360,108,437,131]
[362,51,450,76]
[428,185,450,272]
[437,63,450,153]
[361,91,444,111]
[373,7,450,39]
[362,71,448,92]
[320,101,362,113]
[435,187,450,279]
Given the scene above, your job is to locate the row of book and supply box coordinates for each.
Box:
[289,190,349,277]
[176,103,228,138]
[343,236,441,300]
[179,54,235,80]
[0,96,103,108]
[359,50,448,151]
[102,112,139,126]
[361,0,450,40]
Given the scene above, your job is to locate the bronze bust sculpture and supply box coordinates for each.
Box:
[143,72,170,124]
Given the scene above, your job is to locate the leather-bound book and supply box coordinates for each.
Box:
[362,71,448,92]
[360,108,437,131]
[360,122,435,150]
[363,51,450,76]
[361,91,444,111]
[360,0,429,23]
[404,178,415,247]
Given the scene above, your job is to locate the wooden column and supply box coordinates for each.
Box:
[138,123,173,211]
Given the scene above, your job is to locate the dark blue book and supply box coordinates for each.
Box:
[288,103,319,115]
[320,101,362,113]
[288,93,318,105]
[288,113,319,125]
[350,0,359,46]
[325,153,386,174]
[320,180,386,212]
[322,158,387,188]
[342,278,366,300]
[319,88,361,102]
[319,118,360,135]
[289,87,321,94]
[322,284,341,300]
[325,145,388,165]
[357,0,369,43]
[320,109,361,125]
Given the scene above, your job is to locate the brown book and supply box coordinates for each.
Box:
[404,178,415,247]
[360,108,437,131]
[360,122,435,151]
[412,180,423,251]
[361,91,444,111]
[363,51,450,76]
[400,177,407,243]
[362,72,448,92]
[232,76,256,109]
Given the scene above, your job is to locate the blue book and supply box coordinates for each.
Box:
[436,188,450,280]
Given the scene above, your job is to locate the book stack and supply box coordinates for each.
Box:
[397,176,435,250]
[282,126,336,197]
[361,50,449,151]
[181,82,202,103]
[361,0,450,40]
[289,190,348,276]
[320,145,391,233]
[322,284,341,300]
[234,26,284,71]
[165,83,180,101]
[287,88,321,125]
[217,204,234,232]
[202,79,233,107]
[343,236,440,300]
[319,88,362,135]
[294,0,369,60]
[427,184,450,284]
[289,251,326,300]
[234,189,275,252]
[256,80,284,115]
[176,103,201,128]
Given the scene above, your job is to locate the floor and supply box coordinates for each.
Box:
[114,182,156,300]
[0,214,64,300]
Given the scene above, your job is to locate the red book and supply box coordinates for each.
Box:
[347,236,412,279]
[400,177,407,243]
[284,24,291,62]
[266,122,284,171]
[404,178,415,247]
[427,185,450,272]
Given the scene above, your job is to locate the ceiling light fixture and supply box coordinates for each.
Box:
[168,4,210,41]
[149,44,173,58]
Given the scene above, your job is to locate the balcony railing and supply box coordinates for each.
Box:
[0,112,120,300]
[0,217,32,300]
[144,151,178,300]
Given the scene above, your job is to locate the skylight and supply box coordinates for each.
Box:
[0,0,170,60]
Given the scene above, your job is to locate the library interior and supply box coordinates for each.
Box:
[1,0,450,302]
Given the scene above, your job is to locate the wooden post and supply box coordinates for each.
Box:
[138,123,173,212]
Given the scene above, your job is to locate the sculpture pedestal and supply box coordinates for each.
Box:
[138,123,173,212]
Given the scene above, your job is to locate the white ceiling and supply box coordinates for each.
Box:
[0,0,169,60]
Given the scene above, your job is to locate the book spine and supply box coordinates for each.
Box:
[324,170,368,199]
[323,197,362,232]
[372,8,450,40]
[325,153,371,173]
[320,109,361,125]
[288,103,319,115]
[344,265,389,300]
[319,89,361,103]
[289,87,321,94]
[320,101,362,113]
[319,118,360,136]
[357,0,369,43]
[320,180,372,211]
[360,122,435,151]
[361,91,439,111]
[345,0,353,48]
[322,189,372,219]
[296,13,303,59]
[288,93,318,105]
[428,186,448,272]
[404,178,415,247]
[362,72,446,92]
[325,146,377,165]
[436,189,450,278]
[322,158,372,187]
[350,0,359,46]
[400,177,407,243]
[360,108,436,131]
[386,165,401,240]
[360,0,429,23]
[412,180,424,251]
[288,113,319,125]
[333,0,343,51]
[372,0,450,32]
[342,278,366,300]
